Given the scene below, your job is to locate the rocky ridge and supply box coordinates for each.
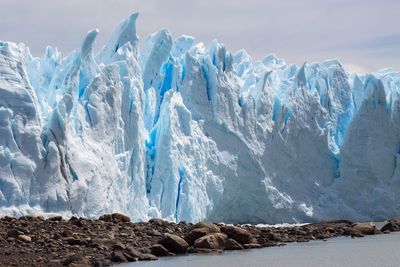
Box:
[0,214,399,266]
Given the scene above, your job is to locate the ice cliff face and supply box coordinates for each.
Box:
[1,13,400,224]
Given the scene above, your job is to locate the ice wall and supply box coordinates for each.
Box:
[0,13,399,223]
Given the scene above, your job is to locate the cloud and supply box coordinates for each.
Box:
[0,0,399,71]
[342,63,368,75]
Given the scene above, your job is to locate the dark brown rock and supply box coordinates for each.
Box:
[150,244,170,256]
[243,243,262,249]
[125,247,158,261]
[60,229,73,237]
[125,247,143,258]
[225,238,243,250]
[381,219,400,232]
[91,238,120,249]
[112,213,130,222]
[184,227,210,245]
[48,216,63,222]
[193,233,227,250]
[221,225,254,244]
[69,217,84,227]
[7,229,24,238]
[99,214,113,222]
[63,237,84,246]
[111,251,128,263]
[138,253,158,261]
[160,233,189,254]
[62,254,90,266]
[187,247,223,254]
[193,222,220,233]
[149,218,168,226]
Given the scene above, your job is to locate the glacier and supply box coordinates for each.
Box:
[0,13,400,224]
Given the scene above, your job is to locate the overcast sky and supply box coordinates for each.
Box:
[1,0,399,73]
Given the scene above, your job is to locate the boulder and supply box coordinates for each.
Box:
[91,238,122,249]
[99,214,113,222]
[352,223,376,235]
[193,233,227,250]
[149,218,168,226]
[221,226,254,244]
[62,254,90,266]
[193,222,220,233]
[63,237,84,246]
[225,238,243,250]
[184,227,210,245]
[48,216,63,222]
[99,213,130,223]
[125,247,158,261]
[160,234,189,254]
[68,217,84,227]
[138,253,158,261]
[111,213,130,222]
[7,229,24,238]
[381,220,400,232]
[111,251,128,263]
[18,235,31,243]
[150,244,170,256]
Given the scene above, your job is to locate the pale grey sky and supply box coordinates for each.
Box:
[1,0,399,73]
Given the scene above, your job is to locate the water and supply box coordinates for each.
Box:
[121,233,400,267]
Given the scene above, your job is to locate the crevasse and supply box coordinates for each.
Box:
[0,13,399,224]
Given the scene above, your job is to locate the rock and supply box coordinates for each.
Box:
[7,229,24,238]
[18,235,32,243]
[112,240,126,250]
[19,215,36,221]
[60,229,73,237]
[91,238,121,249]
[69,264,92,267]
[243,243,262,249]
[125,247,158,261]
[99,214,113,222]
[194,233,227,250]
[112,213,130,222]
[352,223,376,235]
[381,219,400,232]
[138,247,152,254]
[121,252,137,262]
[151,229,162,236]
[350,229,364,238]
[99,213,130,223]
[149,218,168,226]
[225,238,243,250]
[150,244,170,256]
[138,253,158,261]
[2,216,16,222]
[160,233,189,254]
[62,254,90,266]
[63,237,85,246]
[69,217,84,227]
[193,222,220,233]
[111,251,128,263]
[125,247,143,258]
[221,226,254,244]
[184,227,210,245]
[48,216,63,222]
[187,247,223,254]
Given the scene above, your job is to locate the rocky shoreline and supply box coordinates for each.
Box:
[0,214,399,267]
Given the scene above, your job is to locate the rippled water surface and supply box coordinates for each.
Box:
[122,232,400,267]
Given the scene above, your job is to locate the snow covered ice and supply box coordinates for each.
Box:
[0,13,400,224]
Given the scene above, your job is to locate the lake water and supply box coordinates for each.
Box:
[121,232,400,267]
